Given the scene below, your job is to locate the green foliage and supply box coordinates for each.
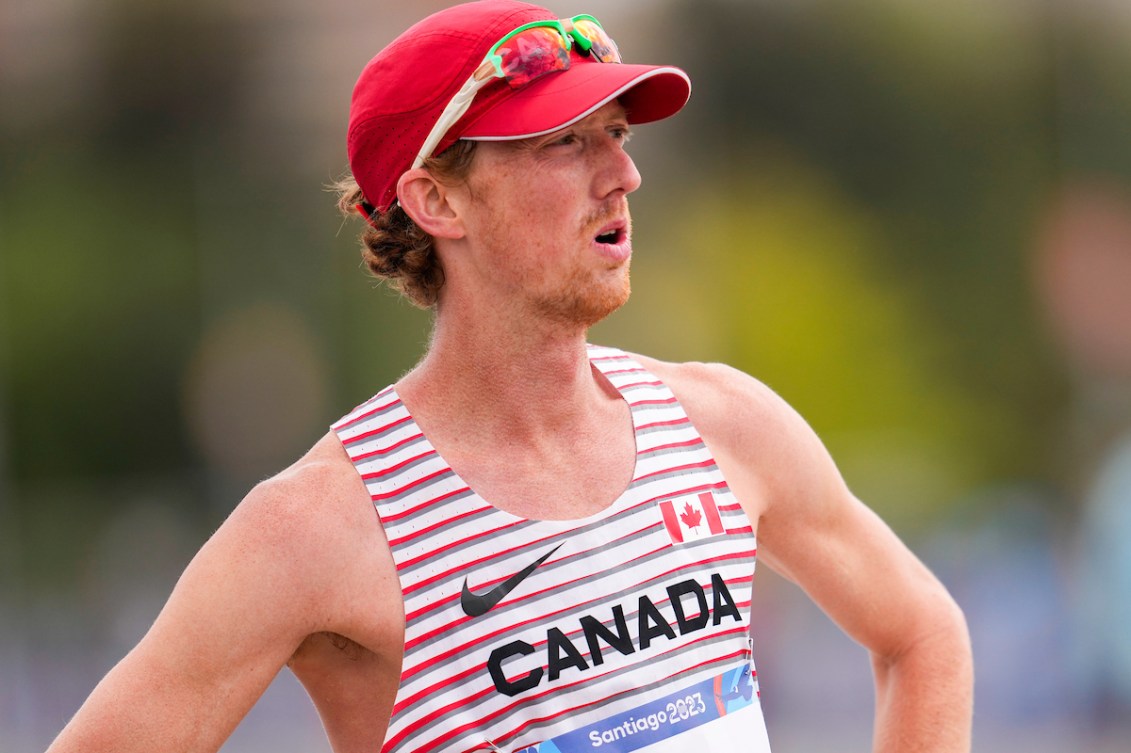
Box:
[608,162,991,527]
[4,0,1129,535]
[1,147,201,481]
[598,0,1123,525]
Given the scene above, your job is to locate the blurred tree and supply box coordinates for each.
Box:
[0,2,246,485]
[621,0,1118,502]
[608,161,989,528]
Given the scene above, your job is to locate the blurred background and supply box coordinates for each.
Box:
[2,0,1130,750]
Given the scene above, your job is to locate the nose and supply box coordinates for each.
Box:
[594,138,642,199]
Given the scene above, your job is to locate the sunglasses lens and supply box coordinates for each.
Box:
[573,18,620,63]
[496,26,571,88]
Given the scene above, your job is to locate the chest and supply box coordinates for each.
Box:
[440,418,638,520]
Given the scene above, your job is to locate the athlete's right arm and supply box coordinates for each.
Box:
[45,436,379,753]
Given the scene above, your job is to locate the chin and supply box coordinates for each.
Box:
[537,272,631,328]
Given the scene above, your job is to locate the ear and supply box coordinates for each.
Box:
[396,168,465,240]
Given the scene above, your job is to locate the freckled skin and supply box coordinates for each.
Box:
[439,102,641,330]
[46,101,972,753]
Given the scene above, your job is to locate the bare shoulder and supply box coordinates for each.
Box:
[204,430,389,628]
[142,428,399,663]
[630,354,807,457]
[628,353,843,524]
[229,431,373,553]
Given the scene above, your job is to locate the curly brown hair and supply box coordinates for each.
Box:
[333,140,478,308]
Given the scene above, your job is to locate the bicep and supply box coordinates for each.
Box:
[658,360,957,660]
[759,486,952,658]
[753,409,956,660]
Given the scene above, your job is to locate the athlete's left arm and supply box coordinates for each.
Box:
[642,357,973,753]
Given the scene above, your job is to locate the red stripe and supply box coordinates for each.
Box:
[636,416,690,432]
[700,492,725,535]
[379,485,471,524]
[635,458,716,484]
[341,413,414,447]
[616,379,664,390]
[641,437,704,455]
[388,482,730,583]
[369,467,453,501]
[389,504,494,551]
[385,679,497,752]
[628,396,678,408]
[391,652,481,715]
[351,431,424,462]
[330,391,397,431]
[656,643,752,685]
[659,500,683,543]
[600,367,646,376]
[637,479,727,507]
[360,449,436,480]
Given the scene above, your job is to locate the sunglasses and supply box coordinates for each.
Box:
[411,14,621,170]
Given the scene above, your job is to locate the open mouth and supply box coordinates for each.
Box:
[594,225,626,245]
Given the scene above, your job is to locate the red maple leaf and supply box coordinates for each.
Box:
[680,502,702,530]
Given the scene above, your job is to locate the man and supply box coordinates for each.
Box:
[47,2,973,752]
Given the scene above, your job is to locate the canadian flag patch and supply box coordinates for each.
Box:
[659,492,726,544]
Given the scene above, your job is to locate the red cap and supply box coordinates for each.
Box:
[347,0,692,213]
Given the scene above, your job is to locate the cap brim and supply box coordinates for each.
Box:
[457,61,691,141]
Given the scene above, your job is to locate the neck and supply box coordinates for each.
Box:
[396,300,616,441]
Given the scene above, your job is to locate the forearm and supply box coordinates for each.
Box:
[870,604,974,753]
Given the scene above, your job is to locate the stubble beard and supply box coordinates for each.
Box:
[533,259,632,329]
[474,195,634,330]
[535,202,633,328]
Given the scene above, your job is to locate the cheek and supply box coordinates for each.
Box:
[493,191,578,247]
[464,159,585,250]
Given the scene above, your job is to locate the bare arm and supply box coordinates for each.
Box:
[46,435,390,753]
[644,357,973,753]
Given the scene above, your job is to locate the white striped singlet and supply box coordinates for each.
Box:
[331,345,772,753]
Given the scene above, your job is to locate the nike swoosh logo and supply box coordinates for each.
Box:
[460,543,564,618]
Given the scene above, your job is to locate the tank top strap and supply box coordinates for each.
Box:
[587,344,664,394]
[587,344,706,468]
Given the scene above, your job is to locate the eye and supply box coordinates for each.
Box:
[549,132,579,147]
[611,126,632,144]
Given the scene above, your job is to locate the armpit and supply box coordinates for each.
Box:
[289,630,371,664]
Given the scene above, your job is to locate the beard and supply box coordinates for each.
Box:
[531,258,632,328]
[464,188,635,329]
[532,201,633,327]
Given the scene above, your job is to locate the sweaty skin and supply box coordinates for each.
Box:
[46,103,972,753]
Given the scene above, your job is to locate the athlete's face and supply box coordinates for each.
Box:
[456,101,642,327]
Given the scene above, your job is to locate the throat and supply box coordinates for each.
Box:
[397,342,638,520]
[402,375,638,521]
